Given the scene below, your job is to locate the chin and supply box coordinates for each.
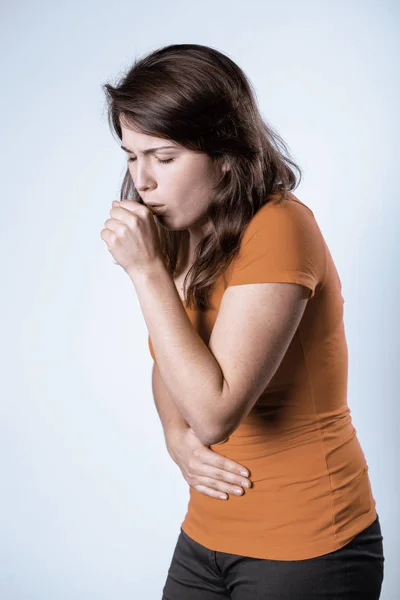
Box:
[159,222,189,232]
[155,214,192,232]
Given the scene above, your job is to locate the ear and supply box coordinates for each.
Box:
[220,158,231,175]
[212,156,231,182]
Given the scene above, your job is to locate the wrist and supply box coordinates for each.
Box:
[127,258,166,284]
[165,426,190,454]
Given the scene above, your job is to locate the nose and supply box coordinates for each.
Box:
[133,160,156,192]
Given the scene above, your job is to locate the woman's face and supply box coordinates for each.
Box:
[119,122,227,240]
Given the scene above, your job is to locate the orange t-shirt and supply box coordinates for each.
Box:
[148,192,377,561]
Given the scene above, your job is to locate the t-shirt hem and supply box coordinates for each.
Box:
[180,508,377,561]
[227,271,317,299]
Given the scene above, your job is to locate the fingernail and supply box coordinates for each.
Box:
[240,470,248,477]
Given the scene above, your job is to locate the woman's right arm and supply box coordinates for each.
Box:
[151,362,191,449]
[151,363,253,499]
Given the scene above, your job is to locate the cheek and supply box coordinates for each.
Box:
[165,169,195,196]
[162,159,215,202]
[176,166,211,194]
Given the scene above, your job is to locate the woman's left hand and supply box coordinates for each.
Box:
[100,199,164,277]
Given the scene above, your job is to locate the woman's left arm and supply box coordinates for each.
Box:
[130,261,225,446]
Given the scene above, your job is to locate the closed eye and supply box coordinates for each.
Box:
[127,157,174,165]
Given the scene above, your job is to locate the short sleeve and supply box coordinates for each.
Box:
[227,200,326,299]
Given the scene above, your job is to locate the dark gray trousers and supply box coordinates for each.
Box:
[161,515,384,599]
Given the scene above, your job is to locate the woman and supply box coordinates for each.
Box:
[101,43,384,599]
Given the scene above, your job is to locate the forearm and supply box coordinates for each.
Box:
[129,260,224,446]
[152,362,190,452]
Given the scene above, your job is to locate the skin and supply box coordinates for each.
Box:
[119,120,251,500]
[120,120,229,263]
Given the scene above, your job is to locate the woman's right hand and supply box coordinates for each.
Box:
[166,427,252,500]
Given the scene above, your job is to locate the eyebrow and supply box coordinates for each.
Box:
[120,144,177,155]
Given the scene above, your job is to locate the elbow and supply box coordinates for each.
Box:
[189,409,229,446]
[196,430,223,447]
[193,389,239,446]
[201,411,247,445]
[190,424,219,447]
[195,421,231,447]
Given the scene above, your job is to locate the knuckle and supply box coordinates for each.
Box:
[214,469,223,481]
[205,479,216,490]
[129,214,138,226]
[221,457,230,471]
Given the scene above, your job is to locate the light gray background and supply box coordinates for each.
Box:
[1,1,398,598]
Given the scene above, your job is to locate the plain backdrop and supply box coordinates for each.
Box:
[1,1,398,598]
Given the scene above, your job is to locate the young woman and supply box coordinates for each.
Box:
[101,43,384,599]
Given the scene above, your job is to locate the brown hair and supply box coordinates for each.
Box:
[102,43,302,311]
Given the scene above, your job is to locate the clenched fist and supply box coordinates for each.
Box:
[100,199,164,277]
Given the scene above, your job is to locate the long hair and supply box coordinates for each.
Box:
[102,43,302,311]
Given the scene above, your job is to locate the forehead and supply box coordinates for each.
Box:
[120,122,178,150]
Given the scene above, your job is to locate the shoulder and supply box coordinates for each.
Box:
[243,192,317,241]
[225,192,326,298]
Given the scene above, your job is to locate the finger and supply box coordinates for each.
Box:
[118,198,146,211]
[198,449,251,479]
[193,484,229,501]
[208,466,252,489]
[221,456,250,478]
[110,207,149,227]
[102,219,129,237]
[200,476,245,497]
[191,457,252,489]
[110,204,136,216]
[100,228,115,244]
